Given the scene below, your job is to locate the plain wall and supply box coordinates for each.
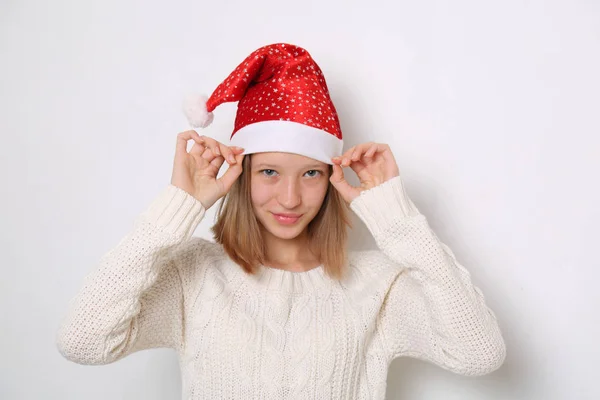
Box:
[1,0,599,398]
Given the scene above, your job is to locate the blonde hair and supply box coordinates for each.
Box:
[211,154,352,280]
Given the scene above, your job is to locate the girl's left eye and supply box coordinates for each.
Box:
[305,170,321,177]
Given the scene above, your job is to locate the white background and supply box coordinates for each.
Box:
[2,0,599,398]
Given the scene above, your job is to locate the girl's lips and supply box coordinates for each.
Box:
[272,213,302,225]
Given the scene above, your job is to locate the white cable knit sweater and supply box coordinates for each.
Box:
[56,175,506,399]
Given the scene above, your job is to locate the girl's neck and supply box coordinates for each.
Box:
[262,230,320,272]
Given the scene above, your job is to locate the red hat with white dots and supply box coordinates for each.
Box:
[182,43,344,165]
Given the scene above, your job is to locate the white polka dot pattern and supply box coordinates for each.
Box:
[206,43,343,141]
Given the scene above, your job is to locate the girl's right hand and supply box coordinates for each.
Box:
[170,130,245,210]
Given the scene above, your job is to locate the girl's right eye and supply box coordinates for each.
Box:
[261,169,277,177]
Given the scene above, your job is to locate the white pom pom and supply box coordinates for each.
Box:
[182,94,214,128]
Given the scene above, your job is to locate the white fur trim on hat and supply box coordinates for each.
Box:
[229,120,343,165]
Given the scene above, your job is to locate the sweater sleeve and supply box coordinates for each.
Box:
[56,184,206,365]
[349,176,506,376]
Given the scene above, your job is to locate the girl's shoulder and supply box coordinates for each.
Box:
[166,237,228,281]
[341,249,402,288]
[166,236,225,265]
[347,248,396,271]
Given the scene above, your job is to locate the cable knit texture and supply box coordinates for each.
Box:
[56,175,506,399]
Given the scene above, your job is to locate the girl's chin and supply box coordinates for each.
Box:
[270,226,304,239]
[261,222,306,240]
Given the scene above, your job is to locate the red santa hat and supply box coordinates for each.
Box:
[182,43,344,165]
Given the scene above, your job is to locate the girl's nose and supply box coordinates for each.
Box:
[278,178,302,209]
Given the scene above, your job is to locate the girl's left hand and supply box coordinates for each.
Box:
[329,142,400,204]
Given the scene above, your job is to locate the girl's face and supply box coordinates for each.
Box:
[250,152,330,240]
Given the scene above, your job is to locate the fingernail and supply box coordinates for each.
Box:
[228,156,236,163]
[342,157,349,166]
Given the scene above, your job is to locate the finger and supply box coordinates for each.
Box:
[217,154,245,190]
[332,156,353,170]
[334,154,372,185]
[200,146,214,161]
[350,142,375,161]
[198,135,221,157]
[329,163,359,202]
[341,142,375,166]
[364,143,379,158]
[176,130,203,156]
[200,135,242,163]
[341,146,357,166]
[218,142,237,164]
[330,162,345,184]
[189,141,206,157]
[349,159,368,177]
[210,153,225,170]
[379,144,398,165]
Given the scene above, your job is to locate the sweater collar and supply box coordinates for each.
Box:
[225,261,334,294]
